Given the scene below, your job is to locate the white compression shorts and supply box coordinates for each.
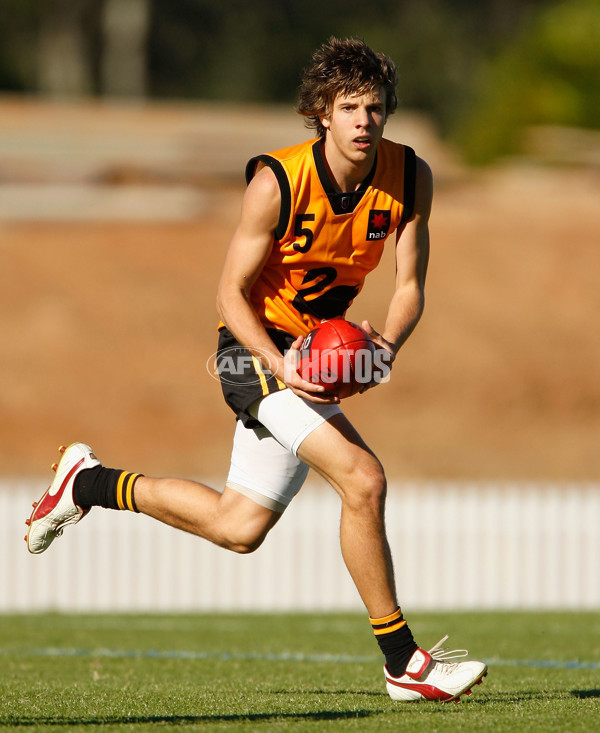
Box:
[225,388,342,512]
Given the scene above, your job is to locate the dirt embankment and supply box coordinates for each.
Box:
[1,98,599,481]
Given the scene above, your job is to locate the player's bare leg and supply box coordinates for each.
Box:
[297,414,487,700]
[297,413,396,618]
[25,441,281,557]
[135,479,281,554]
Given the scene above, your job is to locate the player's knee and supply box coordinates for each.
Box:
[228,536,264,554]
[218,526,269,554]
[342,459,387,514]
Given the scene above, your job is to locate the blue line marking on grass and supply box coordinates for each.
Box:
[483,657,600,670]
[2,647,600,670]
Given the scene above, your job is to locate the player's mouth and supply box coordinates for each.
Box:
[353,136,372,151]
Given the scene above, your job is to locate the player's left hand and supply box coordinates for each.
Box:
[359,320,395,393]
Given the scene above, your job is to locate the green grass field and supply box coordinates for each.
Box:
[1,611,598,731]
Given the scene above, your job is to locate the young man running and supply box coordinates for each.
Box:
[26,37,487,702]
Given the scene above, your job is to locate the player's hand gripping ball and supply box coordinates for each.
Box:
[297,318,377,399]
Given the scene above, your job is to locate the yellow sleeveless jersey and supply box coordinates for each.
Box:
[244,137,416,337]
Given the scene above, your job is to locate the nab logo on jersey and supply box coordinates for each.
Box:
[366,210,391,240]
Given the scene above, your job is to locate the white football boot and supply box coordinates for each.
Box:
[25,443,100,554]
[385,635,488,702]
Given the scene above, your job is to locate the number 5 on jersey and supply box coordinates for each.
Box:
[293,213,315,253]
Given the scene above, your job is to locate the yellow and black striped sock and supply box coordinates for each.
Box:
[370,607,418,677]
[115,471,142,512]
[74,466,142,512]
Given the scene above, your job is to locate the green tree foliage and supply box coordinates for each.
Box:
[0,0,41,92]
[453,0,600,164]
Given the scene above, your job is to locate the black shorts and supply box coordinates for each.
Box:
[217,327,295,428]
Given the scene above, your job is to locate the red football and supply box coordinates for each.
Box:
[297,318,376,399]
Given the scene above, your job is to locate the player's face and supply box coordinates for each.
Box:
[321,88,387,165]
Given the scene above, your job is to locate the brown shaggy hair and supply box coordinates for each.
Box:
[296,37,398,139]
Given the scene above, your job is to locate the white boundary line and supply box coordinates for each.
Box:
[2,647,599,670]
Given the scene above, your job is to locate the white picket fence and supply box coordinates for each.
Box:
[2,480,599,611]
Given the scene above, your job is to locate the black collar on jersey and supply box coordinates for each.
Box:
[244,140,417,240]
[312,140,377,216]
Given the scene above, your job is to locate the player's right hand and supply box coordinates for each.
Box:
[282,336,340,404]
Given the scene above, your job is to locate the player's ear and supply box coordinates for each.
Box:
[320,102,332,130]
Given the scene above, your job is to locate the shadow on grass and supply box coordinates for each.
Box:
[464,689,567,704]
[1,710,376,727]
[571,689,600,699]
[271,689,388,697]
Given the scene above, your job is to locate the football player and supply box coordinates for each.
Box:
[27,37,486,702]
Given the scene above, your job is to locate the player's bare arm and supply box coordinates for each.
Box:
[362,155,432,379]
[216,166,332,403]
[216,165,291,378]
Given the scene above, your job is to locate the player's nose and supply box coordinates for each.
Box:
[355,110,369,128]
